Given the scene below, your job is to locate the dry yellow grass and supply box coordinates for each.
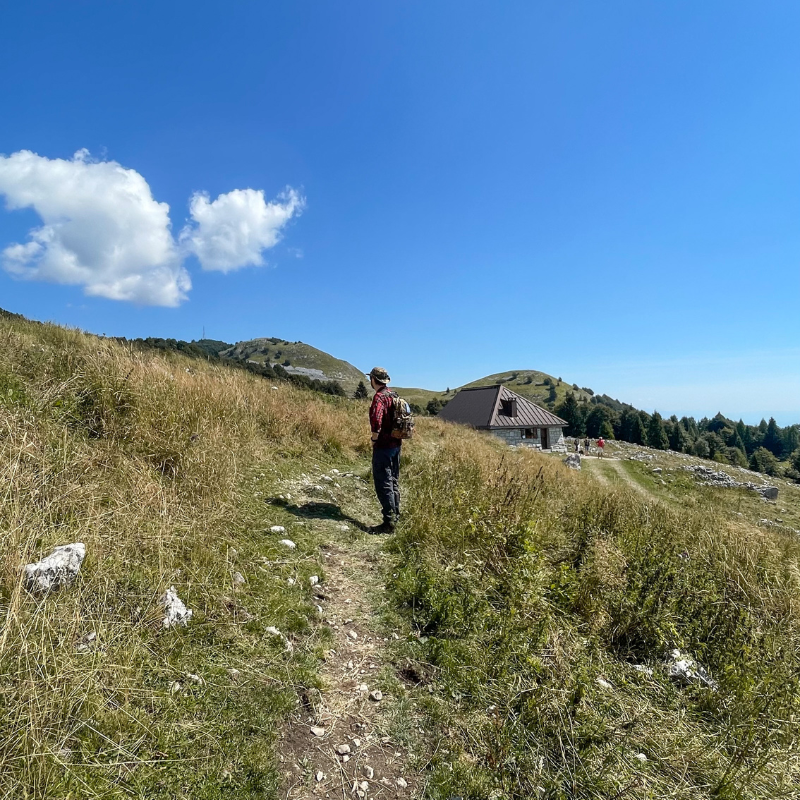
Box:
[0,317,368,797]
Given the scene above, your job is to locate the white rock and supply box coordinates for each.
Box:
[634,752,647,762]
[563,454,581,471]
[229,548,238,560]
[632,664,654,677]
[310,726,325,737]
[270,525,286,534]
[666,649,718,690]
[336,743,351,755]
[309,575,319,586]
[187,673,205,685]
[321,475,334,482]
[287,578,296,586]
[357,683,368,691]
[161,586,193,628]
[279,539,296,549]
[338,524,349,531]
[232,571,246,585]
[369,689,383,702]
[227,668,241,681]
[359,781,369,791]
[363,765,374,780]
[169,681,182,694]
[595,677,613,690]
[347,630,358,640]
[315,770,324,782]
[24,543,86,593]
[353,738,361,747]
[330,469,340,475]
[397,777,408,788]
[265,626,293,652]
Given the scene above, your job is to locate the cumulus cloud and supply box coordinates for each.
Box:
[180,187,304,272]
[0,149,303,306]
[0,149,189,306]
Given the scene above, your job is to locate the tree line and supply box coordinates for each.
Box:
[555,392,800,479]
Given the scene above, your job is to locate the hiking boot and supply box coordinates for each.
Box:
[369,520,395,535]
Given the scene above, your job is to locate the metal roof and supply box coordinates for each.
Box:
[437,385,567,429]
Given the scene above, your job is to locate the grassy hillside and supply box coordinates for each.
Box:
[0,315,368,797]
[2,311,800,798]
[221,338,365,395]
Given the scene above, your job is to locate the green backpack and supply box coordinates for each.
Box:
[389,392,415,440]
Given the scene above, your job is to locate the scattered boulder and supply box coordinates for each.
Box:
[279,539,297,549]
[232,571,246,586]
[336,743,351,755]
[682,465,778,500]
[760,486,779,500]
[666,649,718,690]
[310,726,325,737]
[24,543,86,593]
[563,453,581,471]
[369,689,383,702]
[161,586,193,628]
[270,525,286,534]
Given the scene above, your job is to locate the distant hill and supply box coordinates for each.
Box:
[220,338,365,396]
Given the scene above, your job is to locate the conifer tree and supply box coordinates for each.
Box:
[353,381,369,400]
[647,411,669,450]
[630,414,647,445]
[555,393,585,437]
[763,417,783,458]
[669,420,687,452]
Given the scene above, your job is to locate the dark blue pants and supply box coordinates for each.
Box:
[372,445,401,523]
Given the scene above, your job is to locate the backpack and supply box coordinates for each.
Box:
[389,392,415,440]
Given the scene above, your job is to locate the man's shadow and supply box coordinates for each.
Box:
[276,500,371,533]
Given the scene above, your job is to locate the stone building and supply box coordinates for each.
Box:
[437,385,567,450]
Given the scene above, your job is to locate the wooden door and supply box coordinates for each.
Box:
[541,428,548,448]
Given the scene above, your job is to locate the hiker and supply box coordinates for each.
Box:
[597,436,605,458]
[368,367,401,534]
[574,438,580,453]
[583,436,590,455]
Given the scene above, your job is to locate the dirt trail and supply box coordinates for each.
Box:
[583,456,653,499]
[277,478,419,800]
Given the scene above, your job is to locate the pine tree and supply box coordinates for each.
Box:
[647,412,669,450]
[763,417,783,458]
[555,393,585,437]
[630,414,647,445]
[353,381,369,400]
[669,420,687,452]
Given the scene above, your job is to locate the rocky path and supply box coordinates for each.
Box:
[276,473,420,800]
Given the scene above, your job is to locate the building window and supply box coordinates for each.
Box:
[522,428,538,439]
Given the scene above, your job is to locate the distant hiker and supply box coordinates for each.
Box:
[574,439,580,453]
[583,437,590,455]
[597,436,605,458]
[368,367,402,534]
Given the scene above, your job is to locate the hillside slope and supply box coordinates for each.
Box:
[2,312,800,798]
[221,337,365,395]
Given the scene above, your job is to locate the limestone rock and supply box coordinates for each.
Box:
[666,649,718,690]
[24,543,86,593]
[336,743,351,755]
[369,689,383,702]
[162,586,193,628]
[563,453,581,471]
[270,525,286,534]
[279,539,296,549]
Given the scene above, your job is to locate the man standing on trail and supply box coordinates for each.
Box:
[597,436,605,458]
[368,367,400,534]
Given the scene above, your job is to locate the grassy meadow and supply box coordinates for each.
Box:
[1,313,799,799]
[388,430,800,799]
[0,315,369,797]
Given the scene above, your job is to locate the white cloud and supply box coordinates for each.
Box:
[0,149,190,306]
[0,149,304,305]
[180,187,304,272]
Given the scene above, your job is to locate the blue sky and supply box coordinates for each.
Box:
[1,2,799,423]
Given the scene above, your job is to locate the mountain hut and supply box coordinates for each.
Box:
[437,385,568,450]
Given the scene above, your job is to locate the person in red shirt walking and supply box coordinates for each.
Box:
[597,436,605,458]
[368,367,401,533]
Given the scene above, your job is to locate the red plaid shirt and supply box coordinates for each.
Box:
[370,387,400,449]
